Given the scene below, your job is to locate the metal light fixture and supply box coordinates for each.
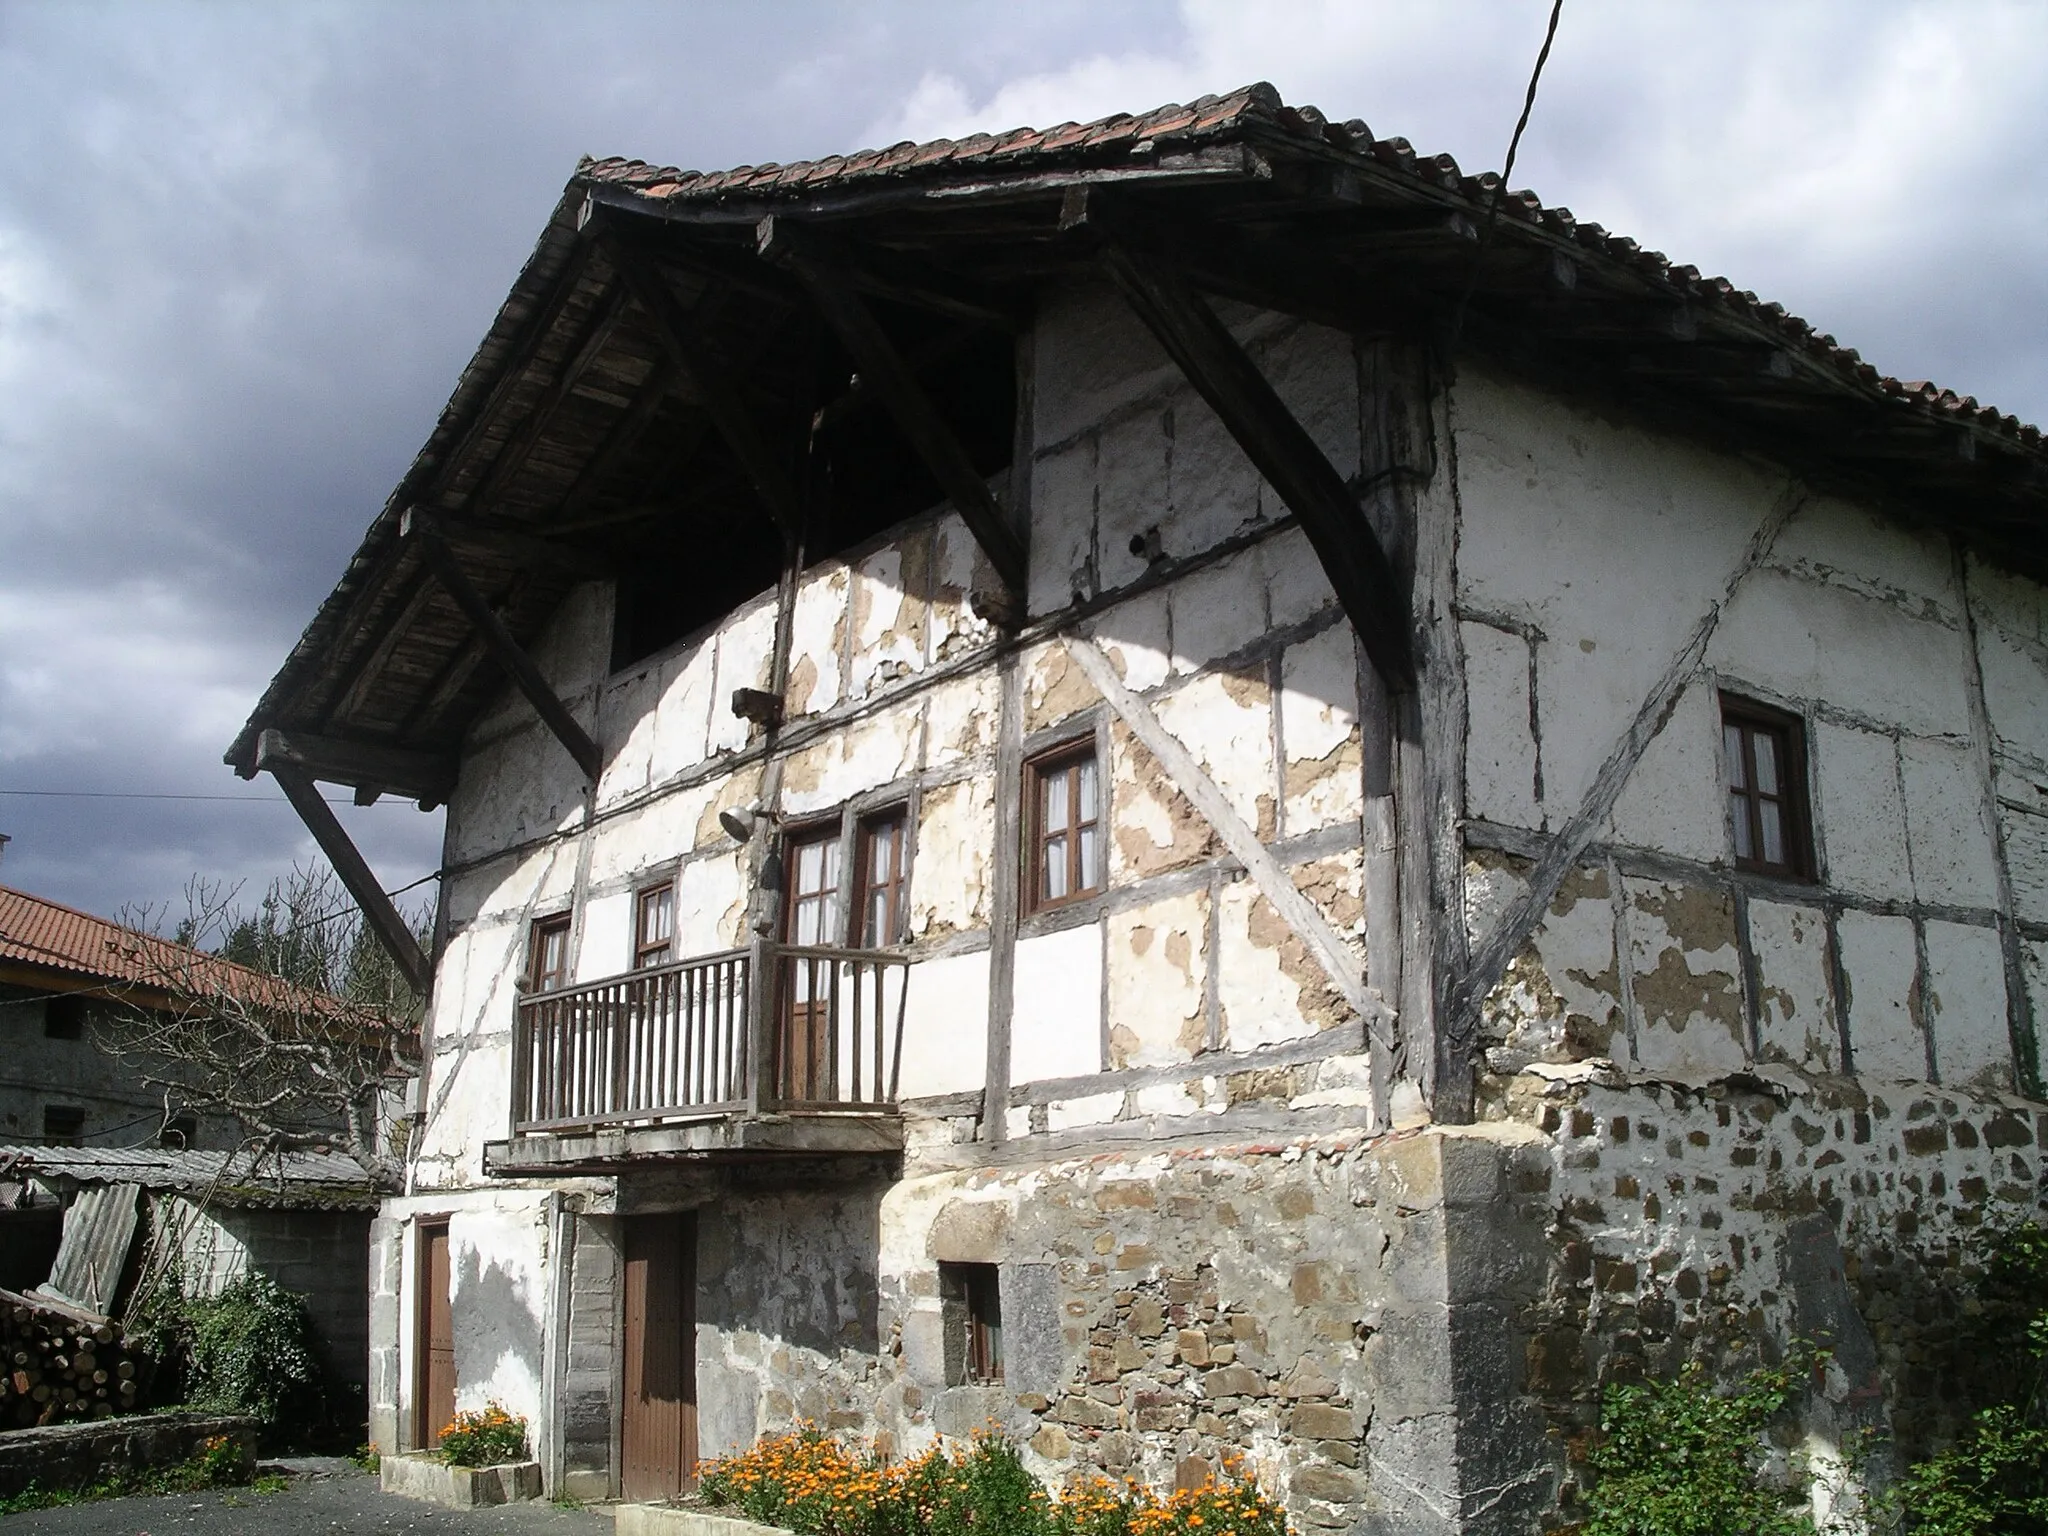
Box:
[718,805,777,845]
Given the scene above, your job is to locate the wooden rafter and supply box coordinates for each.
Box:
[603,233,806,540]
[403,507,613,580]
[254,727,456,808]
[1094,222,1416,692]
[757,215,1028,598]
[270,767,430,995]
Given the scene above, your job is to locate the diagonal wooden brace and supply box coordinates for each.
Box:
[757,217,1028,599]
[271,766,431,995]
[413,530,602,783]
[1065,636,1390,1035]
[1096,230,1416,694]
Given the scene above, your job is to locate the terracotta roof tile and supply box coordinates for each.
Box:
[0,882,329,1012]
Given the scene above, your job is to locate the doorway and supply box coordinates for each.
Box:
[620,1212,698,1500]
[414,1221,455,1449]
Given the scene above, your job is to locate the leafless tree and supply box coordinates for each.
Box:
[100,865,427,1188]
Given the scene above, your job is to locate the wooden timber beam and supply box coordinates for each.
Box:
[402,507,614,580]
[270,766,431,996]
[410,529,603,782]
[602,233,806,540]
[253,728,456,808]
[1091,216,1416,692]
[756,215,1029,598]
[759,221,1021,330]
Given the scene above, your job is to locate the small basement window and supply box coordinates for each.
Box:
[43,995,86,1039]
[1721,693,1814,880]
[42,1106,85,1147]
[940,1262,1003,1386]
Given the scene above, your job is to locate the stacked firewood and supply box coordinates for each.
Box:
[0,1290,143,1427]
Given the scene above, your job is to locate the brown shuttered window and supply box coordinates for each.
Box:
[635,882,675,969]
[1025,743,1101,914]
[1721,695,1814,880]
[528,914,571,993]
[853,808,910,947]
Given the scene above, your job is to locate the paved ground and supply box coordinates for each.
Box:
[4,1460,616,1535]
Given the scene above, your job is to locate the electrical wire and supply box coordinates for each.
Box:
[0,788,420,805]
[1448,0,1568,352]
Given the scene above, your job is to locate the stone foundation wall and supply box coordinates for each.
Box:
[1487,1064,2048,1528]
[0,1411,256,1498]
[668,1130,1544,1536]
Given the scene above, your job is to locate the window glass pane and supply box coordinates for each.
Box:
[871,823,897,886]
[1730,794,1754,860]
[866,888,889,944]
[1723,725,1746,790]
[1044,771,1069,836]
[1078,756,1099,822]
[1754,732,1780,795]
[1759,800,1785,866]
[1078,825,1098,890]
[1043,834,1069,901]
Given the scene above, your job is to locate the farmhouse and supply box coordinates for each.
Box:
[229,86,2048,1533]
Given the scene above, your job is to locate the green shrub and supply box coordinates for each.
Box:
[184,1272,324,1435]
[1582,1358,1817,1536]
[438,1402,529,1467]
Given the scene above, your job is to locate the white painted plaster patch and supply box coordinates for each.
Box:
[1010,924,1104,1084]
[1837,911,1924,1082]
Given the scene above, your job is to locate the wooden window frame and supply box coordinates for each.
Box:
[851,806,911,948]
[634,880,676,970]
[526,913,572,993]
[1720,693,1816,881]
[779,820,848,950]
[1023,740,1102,916]
[939,1262,1003,1385]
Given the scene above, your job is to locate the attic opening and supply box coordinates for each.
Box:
[609,300,1015,674]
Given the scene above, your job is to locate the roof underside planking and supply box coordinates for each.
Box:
[227,82,2048,810]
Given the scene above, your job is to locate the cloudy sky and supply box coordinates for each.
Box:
[1,0,2043,931]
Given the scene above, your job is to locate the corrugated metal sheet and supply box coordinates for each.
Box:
[36,1181,141,1317]
[0,1145,376,1209]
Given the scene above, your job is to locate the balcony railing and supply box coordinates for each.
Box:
[510,942,908,1136]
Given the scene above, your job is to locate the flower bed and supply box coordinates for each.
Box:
[695,1428,1291,1536]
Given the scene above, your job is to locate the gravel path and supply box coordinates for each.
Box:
[3,1460,616,1534]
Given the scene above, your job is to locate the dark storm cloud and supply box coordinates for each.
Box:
[1,0,2042,924]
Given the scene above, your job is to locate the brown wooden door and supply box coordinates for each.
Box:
[778,829,841,1101]
[415,1223,456,1449]
[621,1213,697,1501]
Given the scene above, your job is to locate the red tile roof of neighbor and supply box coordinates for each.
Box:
[579,81,2042,451]
[0,881,307,1006]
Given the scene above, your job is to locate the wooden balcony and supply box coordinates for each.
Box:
[486,942,909,1172]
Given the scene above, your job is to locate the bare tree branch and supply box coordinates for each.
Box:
[98,865,427,1189]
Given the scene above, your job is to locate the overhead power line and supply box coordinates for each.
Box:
[0,788,425,806]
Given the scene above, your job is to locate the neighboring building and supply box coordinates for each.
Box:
[0,883,245,1152]
[228,86,2047,1532]
[0,1144,377,1409]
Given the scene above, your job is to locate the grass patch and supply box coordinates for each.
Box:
[0,1433,257,1515]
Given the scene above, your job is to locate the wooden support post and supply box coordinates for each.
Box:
[756,217,1028,599]
[1095,230,1416,694]
[271,767,430,995]
[412,531,602,783]
[603,236,806,539]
